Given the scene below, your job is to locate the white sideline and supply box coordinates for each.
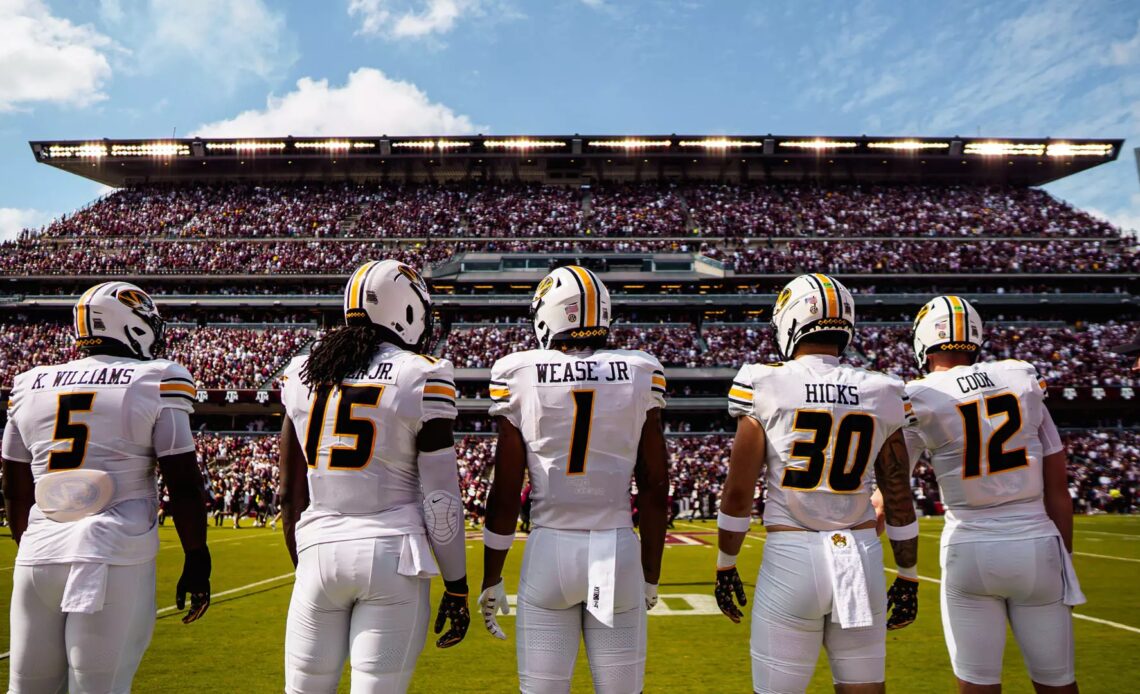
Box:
[0,572,296,660]
[918,532,1140,564]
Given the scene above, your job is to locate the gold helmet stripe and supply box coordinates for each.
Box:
[74,283,105,338]
[948,295,966,342]
[813,273,840,318]
[346,262,377,310]
[568,266,598,327]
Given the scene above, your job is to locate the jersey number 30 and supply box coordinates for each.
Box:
[304,385,385,470]
[782,410,874,492]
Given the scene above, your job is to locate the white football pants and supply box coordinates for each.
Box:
[941,536,1075,686]
[8,561,156,694]
[750,529,886,694]
[516,527,646,694]
[284,536,430,694]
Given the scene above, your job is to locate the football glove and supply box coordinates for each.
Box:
[478,579,510,640]
[886,576,919,630]
[715,566,747,623]
[434,578,471,648]
[176,546,211,625]
[644,582,659,612]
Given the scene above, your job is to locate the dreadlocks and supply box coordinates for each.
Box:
[300,324,386,388]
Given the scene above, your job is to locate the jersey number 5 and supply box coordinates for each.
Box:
[956,392,1029,478]
[782,410,875,492]
[304,385,385,470]
[48,392,96,470]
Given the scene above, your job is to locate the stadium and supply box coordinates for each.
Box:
[1,132,1137,693]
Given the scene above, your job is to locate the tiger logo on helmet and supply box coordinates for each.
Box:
[531,265,612,350]
[911,295,984,369]
[73,282,166,360]
[770,274,856,360]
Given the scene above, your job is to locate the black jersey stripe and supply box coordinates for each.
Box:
[423,396,456,404]
[160,392,195,402]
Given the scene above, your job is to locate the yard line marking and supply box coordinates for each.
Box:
[0,572,299,660]
[920,532,1140,564]
[1078,530,1140,540]
[157,572,294,615]
[884,568,1140,635]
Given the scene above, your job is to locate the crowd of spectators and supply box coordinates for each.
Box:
[587,184,690,237]
[164,326,315,389]
[1065,430,1139,514]
[0,322,76,389]
[441,324,704,367]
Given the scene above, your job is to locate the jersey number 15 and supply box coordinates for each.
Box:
[304,385,385,470]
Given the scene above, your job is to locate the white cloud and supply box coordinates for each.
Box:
[1108,18,1140,66]
[193,67,486,137]
[106,0,295,91]
[349,0,480,39]
[0,0,116,111]
[0,207,52,242]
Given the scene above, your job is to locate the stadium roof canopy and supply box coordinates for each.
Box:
[29,135,1122,187]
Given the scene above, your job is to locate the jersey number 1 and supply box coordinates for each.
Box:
[956,393,1029,478]
[304,385,384,470]
[782,410,874,492]
[567,390,595,475]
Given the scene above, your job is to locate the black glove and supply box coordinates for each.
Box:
[434,578,471,648]
[886,576,919,630]
[715,566,747,623]
[176,546,211,624]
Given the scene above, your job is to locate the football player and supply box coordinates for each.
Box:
[904,296,1082,693]
[278,260,470,694]
[478,265,669,694]
[1,282,211,694]
[715,274,919,694]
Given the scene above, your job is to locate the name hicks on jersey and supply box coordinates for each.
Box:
[535,360,631,384]
[804,383,860,405]
[30,367,135,390]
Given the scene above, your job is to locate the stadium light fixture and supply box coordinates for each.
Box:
[678,139,765,148]
[780,139,858,150]
[43,144,108,158]
[294,140,375,151]
[205,141,287,151]
[393,140,472,150]
[109,143,189,157]
[1045,142,1114,157]
[867,141,949,151]
[484,139,565,149]
[590,139,671,149]
[963,141,1045,156]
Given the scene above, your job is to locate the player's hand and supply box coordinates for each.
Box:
[886,575,919,630]
[434,578,471,648]
[644,582,659,611]
[176,546,211,624]
[715,566,747,623]
[478,578,510,640]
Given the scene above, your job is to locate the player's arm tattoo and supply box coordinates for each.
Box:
[874,430,918,568]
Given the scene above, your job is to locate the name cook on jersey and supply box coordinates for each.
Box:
[29,366,137,390]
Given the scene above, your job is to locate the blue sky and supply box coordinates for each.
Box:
[1,0,1138,240]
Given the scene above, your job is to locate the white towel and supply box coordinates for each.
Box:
[61,563,108,614]
[397,534,440,578]
[587,529,618,628]
[820,530,873,629]
[1057,538,1086,607]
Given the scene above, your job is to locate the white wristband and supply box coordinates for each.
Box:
[885,520,919,541]
[716,550,738,569]
[717,511,751,533]
[482,528,515,551]
[896,565,918,580]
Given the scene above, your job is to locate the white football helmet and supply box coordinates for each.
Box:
[912,295,983,369]
[73,282,165,360]
[771,273,855,360]
[532,265,612,349]
[343,259,433,351]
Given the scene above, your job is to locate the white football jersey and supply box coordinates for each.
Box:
[728,354,911,531]
[280,344,457,552]
[904,360,1059,511]
[2,354,195,565]
[488,348,667,531]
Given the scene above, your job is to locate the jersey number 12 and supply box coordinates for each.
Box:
[956,393,1029,478]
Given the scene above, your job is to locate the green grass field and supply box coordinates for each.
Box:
[0,515,1136,693]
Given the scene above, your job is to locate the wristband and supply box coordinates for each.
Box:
[716,550,738,570]
[885,520,919,541]
[482,528,516,551]
[717,511,751,533]
[896,565,918,580]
